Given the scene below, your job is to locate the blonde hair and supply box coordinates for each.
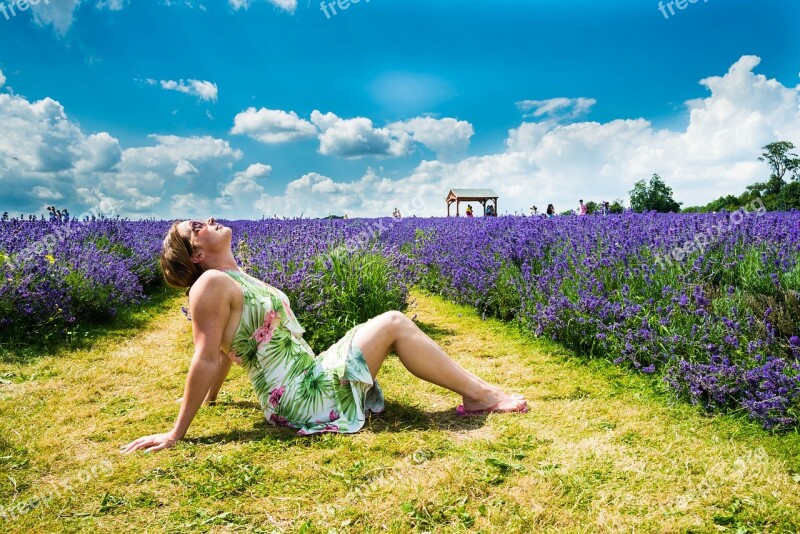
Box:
[159,221,204,289]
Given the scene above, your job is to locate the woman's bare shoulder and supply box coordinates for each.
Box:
[188,270,237,301]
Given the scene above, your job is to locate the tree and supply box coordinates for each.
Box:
[609,199,625,214]
[585,201,598,214]
[777,181,800,211]
[758,141,800,182]
[629,174,682,213]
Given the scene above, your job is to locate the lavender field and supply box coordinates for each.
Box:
[1,211,799,430]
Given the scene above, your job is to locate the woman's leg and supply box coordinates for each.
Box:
[352,311,526,411]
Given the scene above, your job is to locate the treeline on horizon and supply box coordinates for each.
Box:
[683,140,800,213]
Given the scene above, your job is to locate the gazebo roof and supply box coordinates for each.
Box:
[446,188,499,200]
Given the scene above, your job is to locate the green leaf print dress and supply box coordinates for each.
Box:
[224,270,384,435]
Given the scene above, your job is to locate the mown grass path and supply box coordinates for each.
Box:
[1,288,799,533]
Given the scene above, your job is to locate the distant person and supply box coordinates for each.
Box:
[602,201,609,216]
[485,204,496,217]
[578,200,587,216]
[530,205,538,216]
[121,217,527,452]
[392,208,401,219]
[546,204,556,218]
[466,205,474,217]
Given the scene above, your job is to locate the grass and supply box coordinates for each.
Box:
[1,288,799,532]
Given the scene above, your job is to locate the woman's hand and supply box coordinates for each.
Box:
[120,431,181,454]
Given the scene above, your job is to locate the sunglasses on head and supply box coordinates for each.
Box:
[189,220,207,233]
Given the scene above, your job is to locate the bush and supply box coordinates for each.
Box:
[291,246,410,354]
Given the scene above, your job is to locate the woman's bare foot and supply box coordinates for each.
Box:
[460,387,527,414]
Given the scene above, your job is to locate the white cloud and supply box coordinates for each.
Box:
[388,117,474,162]
[29,0,81,36]
[312,112,412,159]
[96,0,126,10]
[231,107,317,143]
[31,186,64,200]
[228,0,296,13]
[516,97,597,121]
[0,70,6,89]
[233,108,473,161]
[0,83,242,216]
[28,0,127,36]
[0,93,98,173]
[174,159,199,176]
[76,132,122,173]
[220,163,272,208]
[171,192,212,214]
[152,79,219,103]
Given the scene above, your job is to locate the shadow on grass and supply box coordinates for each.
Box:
[0,285,183,364]
[414,319,456,340]
[186,401,489,447]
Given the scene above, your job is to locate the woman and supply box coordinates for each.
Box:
[546,204,556,218]
[122,218,527,453]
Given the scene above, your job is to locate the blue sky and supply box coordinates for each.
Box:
[1,0,799,218]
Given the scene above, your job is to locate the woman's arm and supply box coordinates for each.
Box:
[122,273,231,454]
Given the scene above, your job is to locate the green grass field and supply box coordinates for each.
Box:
[1,288,799,533]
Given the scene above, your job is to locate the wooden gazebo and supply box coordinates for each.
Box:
[445,188,499,217]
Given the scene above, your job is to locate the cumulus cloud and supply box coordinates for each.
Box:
[0,70,6,89]
[232,108,475,161]
[31,186,64,200]
[29,0,81,36]
[231,107,317,143]
[0,80,242,216]
[148,79,219,103]
[311,111,412,158]
[388,117,474,161]
[0,93,100,174]
[174,159,199,176]
[516,97,597,121]
[228,0,296,13]
[220,163,272,208]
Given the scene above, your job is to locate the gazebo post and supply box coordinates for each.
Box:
[456,199,460,216]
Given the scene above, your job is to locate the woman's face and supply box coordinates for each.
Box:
[177,217,232,257]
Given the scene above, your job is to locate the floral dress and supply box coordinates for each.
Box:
[224,270,384,435]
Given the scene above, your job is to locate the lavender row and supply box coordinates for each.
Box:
[388,212,800,429]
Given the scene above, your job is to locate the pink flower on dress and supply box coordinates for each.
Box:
[329,409,339,422]
[268,386,286,407]
[269,413,290,427]
[323,424,339,432]
[252,310,279,348]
